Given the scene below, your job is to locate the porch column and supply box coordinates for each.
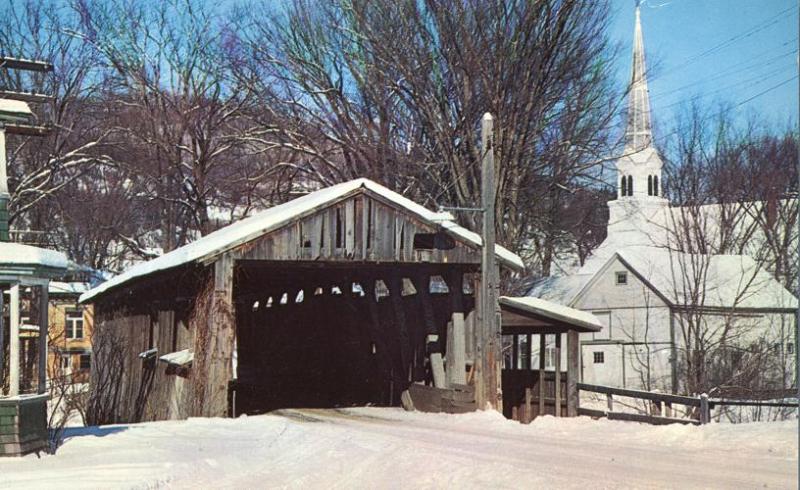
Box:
[567,329,579,417]
[9,283,20,396]
[0,286,4,395]
[538,334,545,416]
[554,333,561,417]
[38,284,49,394]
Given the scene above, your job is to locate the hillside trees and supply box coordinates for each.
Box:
[3,0,623,275]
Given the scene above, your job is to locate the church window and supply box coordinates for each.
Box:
[593,351,605,364]
[615,271,628,285]
[647,175,653,196]
[626,175,633,196]
[653,175,659,196]
[620,176,627,196]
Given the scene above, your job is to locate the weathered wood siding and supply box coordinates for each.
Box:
[229,194,482,265]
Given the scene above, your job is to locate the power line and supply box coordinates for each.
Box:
[652,4,798,81]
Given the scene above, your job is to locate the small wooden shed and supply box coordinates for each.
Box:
[499,296,603,422]
[80,179,524,423]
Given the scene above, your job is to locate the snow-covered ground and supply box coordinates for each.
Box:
[1,408,796,489]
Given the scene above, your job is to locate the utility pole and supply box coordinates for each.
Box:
[480,113,501,411]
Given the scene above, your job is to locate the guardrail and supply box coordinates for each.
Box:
[578,383,798,426]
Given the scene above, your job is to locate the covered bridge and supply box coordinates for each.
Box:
[80,179,526,423]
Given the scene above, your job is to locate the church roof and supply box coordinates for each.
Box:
[615,247,797,310]
[531,246,796,312]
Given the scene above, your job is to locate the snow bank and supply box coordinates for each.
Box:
[0,408,794,489]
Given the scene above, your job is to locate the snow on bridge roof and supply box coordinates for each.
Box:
[81,178,525,303]
[500,296,603,332]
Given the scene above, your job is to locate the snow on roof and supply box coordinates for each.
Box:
[0,98,33,118]
[0,242,68,270]
[617,247,797,310]
[500,296,603,332]
[49,281,92,295]
[81,179,524,303]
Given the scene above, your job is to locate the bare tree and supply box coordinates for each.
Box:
[236,0,623,275]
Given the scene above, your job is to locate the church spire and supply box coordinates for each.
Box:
[625,3,653,152]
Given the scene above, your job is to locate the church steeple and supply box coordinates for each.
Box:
[614,3,665,202]
[625,4,652,152]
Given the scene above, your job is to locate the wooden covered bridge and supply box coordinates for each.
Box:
[80,179,599,423]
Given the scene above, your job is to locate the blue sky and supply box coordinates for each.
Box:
[608,0,798,132]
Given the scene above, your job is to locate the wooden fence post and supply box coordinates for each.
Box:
[700,393,710,424]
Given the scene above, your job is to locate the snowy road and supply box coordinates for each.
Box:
[0,408,796,489]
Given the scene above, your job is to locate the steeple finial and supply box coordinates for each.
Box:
[625,1,652,152]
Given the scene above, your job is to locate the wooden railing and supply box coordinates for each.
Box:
[578,383,798,426]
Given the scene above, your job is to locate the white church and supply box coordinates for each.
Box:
[530,7,797,394]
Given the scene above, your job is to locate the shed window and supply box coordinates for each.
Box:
[593,351,605,364]
[615,271,628,285]
[66,310,84,340]
[79,353,92,370]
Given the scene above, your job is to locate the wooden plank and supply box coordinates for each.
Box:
[430,353,446,388]
[450,313,466,385]
[464,310,475,365]
[566,330,579,417]
[578,407,606,419]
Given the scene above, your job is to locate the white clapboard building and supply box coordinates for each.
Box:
[530,6,797,393]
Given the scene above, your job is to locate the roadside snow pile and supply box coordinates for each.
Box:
[0,408,795,489]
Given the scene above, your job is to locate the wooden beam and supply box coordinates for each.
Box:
[202,254,236,417]
[566,330,579,417]
[0,56,54,72]
[4,123,52,136]
[0,90,53,103]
